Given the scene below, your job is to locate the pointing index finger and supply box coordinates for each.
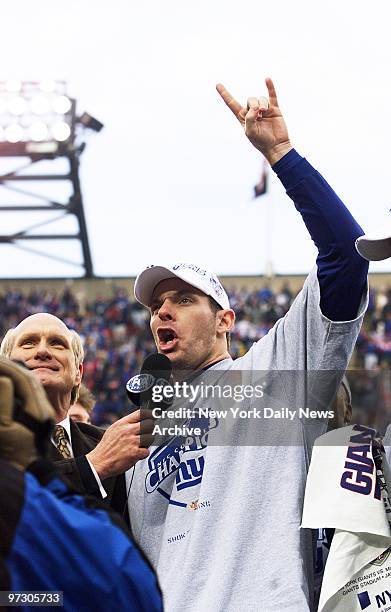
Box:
[216,83,244,120]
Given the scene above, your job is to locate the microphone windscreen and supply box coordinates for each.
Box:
[141,353,172,381]
[126,353,172,407]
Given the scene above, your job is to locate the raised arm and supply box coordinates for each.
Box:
[217,78,368,321]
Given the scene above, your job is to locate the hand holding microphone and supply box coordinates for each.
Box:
[87,353,172,480]
[86,408,155,479]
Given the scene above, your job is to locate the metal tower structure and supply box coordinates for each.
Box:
[0,80,103,278]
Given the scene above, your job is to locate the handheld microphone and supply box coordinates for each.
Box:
[126,353,172,412]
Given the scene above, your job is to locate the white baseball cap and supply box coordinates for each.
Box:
[355,233,391,261]
[134,263,230,309]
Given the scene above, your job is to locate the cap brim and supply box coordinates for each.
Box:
[134,266,178,307]
[355,235,391,261]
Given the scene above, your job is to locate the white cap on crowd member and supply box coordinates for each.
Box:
[134,263,230,310]
[355,232,391,261]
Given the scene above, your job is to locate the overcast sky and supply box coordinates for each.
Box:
[0,0,391,279]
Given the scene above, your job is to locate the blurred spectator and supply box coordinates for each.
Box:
[327,375,352,431]
[68,384,95,424]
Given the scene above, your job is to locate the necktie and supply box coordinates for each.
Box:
[53,424,71,459]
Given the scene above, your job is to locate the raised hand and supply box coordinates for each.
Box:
[216,77,292,166]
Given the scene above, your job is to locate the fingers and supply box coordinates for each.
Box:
[216,83,244,121]
[265,77,279,108]
[102,413,156,447]
[245,104,260,126]
[116,409,154,425]
[131,418,156,450]
[246,96,269,123]
[246,97,259,111]
[119,418,156,448]
[246,96,268,111]
[258,96,269,112]
[136,447,150,460]
[217,78,279,124]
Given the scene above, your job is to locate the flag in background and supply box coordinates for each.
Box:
[253,157,269,198]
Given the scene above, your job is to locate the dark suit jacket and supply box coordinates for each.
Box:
[48,420,129,524]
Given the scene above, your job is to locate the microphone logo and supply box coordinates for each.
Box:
[126,352,173,409]
[126,373,155,395]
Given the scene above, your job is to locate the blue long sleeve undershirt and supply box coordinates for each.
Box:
[272,149,368,322]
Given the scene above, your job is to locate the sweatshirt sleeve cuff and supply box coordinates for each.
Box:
[272,148,316,191]
[86,456,108,499]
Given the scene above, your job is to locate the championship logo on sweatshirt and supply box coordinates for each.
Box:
[145,416,218,507]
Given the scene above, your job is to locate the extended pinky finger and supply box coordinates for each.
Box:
[265,77,279,107]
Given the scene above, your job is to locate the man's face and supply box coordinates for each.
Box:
[68,403,91,424]
[9,313,82,402]
[150,278,219,370]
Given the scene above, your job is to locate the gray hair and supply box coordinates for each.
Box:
[0,325,84,405]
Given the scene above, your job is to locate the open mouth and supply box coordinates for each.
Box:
[157,327,178,351]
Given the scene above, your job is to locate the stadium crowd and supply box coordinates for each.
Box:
[0,281,390,427]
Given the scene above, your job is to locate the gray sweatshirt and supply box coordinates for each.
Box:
[128,268,367,611]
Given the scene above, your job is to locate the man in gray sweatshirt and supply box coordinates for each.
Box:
[127,77,369,611]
